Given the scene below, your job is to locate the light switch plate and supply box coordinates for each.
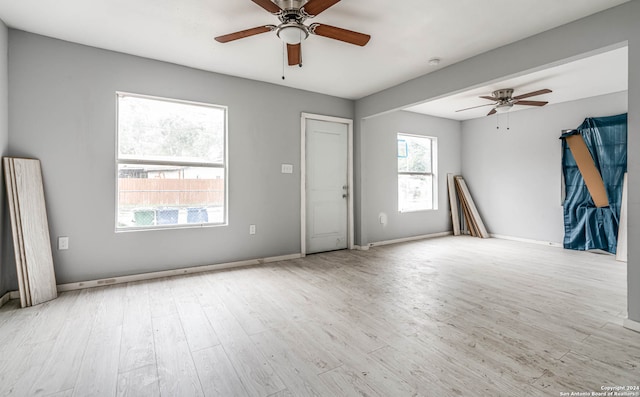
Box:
[281,164,293,174]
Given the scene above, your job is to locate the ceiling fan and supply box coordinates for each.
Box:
[214,0,371,67]
[456,88,552,116]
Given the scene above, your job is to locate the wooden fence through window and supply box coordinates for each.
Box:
[118,178,224,207]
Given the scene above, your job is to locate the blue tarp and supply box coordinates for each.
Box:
[560,113,627,253]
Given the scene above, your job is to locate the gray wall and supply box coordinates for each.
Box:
[0,20,8,297]
[461,91,628,244]
[6,30,353,285]
[354,1,640,322]
[361,111,461,244]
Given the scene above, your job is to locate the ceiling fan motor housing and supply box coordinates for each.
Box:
[493,88,514,101]
[274,0,309,11]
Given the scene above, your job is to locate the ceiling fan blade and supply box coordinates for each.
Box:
[487,108,497,116]
[455,103,495,112]
[512,88,552,100]
[301,0,341,17]
[251,0,282,14]
[514,100,548,106]
[309,23,371,46]
[215,25,275,43]
[479,96,497,101]
[287,43,301,66]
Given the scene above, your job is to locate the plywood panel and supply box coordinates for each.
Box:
[4,157,57,306]
[460,193,477,237]
[455,176,489,238]
[457,183,478,237]
[4,158,29,307]
[447,173,461,236]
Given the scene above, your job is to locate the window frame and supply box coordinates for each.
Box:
[115,91,228,232]
[397,132,438,213]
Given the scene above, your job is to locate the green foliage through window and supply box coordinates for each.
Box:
[118,95,225,164]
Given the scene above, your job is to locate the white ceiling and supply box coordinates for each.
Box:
[0,0,630,100]
[405,46,628,120]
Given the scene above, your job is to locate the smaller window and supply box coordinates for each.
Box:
[397,133,437,212]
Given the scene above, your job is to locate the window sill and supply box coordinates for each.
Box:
[115,222,228,233]
[398,208,437,213]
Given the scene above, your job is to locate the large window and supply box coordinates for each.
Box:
[397,133,437,212]
[116,93,227,230]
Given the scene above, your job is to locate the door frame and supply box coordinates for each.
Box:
[300,112,354,256]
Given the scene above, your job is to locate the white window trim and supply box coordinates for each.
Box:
[114,91,229,232]
[397,133,438,213]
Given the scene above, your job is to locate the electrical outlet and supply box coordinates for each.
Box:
[58,236,69,250]
[249,224,256,235]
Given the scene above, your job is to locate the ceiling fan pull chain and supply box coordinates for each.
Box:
[507,112,510,131]
[282,42,286,80]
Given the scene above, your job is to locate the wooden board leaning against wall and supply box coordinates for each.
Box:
[3,157,57,308]
[447,173,489,239]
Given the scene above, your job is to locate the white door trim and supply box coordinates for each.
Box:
[301,113,354,256]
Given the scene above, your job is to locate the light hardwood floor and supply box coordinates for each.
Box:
[0,236,638,396]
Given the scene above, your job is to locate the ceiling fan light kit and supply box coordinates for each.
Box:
[277,24,308,44]
[495,103,513,113]
[215,0,371,67]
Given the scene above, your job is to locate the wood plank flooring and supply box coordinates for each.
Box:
[0,236,638,396]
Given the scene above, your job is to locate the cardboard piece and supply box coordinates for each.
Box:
[565,134,609,208]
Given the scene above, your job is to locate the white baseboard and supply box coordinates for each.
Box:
[0,291,11,308]
[367,231,452,248]
[623,318,640,333]
[353,245,369,251]
[491,234,562,248]
[56,253,301,293]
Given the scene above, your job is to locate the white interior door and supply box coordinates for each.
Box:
[305,118,349,254]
